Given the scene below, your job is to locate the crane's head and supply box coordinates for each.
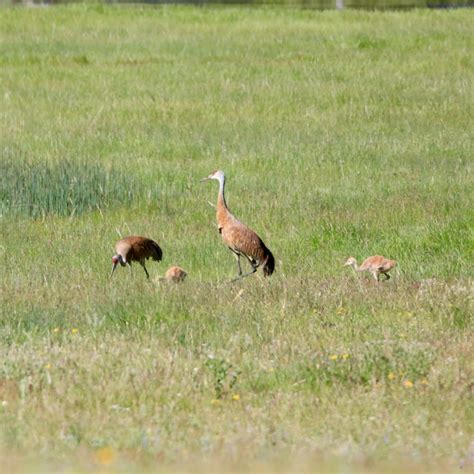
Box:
[110,254,126,278]
[343,257,357,267]
[200,170,225,183]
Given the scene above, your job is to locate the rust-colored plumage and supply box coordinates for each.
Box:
[165,265,187,283]
[201,170,275,281]
[344,255,397,282]
[111,236,162,279]
[153,266,187,284]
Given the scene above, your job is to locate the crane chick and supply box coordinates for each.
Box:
[165,265,187,283]
[201,170,275,281]
[111,236,163,279]
[344,255,397,282]
[153,266,187,284]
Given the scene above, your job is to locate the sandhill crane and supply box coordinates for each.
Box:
[165,265,187,283]
[344,255,397,282]
[111,236,162,279]
[201,170,275,281]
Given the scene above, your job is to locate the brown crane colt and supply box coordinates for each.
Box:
[344,255,397,282]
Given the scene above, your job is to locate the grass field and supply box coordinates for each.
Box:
[1,4,473,472]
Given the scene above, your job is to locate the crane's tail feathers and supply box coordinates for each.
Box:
[150,241,163,261]
[262,250,275,277]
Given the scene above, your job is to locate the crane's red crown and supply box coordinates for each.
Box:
[209,170,224,179]
[201,170,225,182]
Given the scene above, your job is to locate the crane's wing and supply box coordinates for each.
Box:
[222,222,270,265]
[359,256,384,271]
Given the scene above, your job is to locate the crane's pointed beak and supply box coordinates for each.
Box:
[110,262,118,278]
[200,177,210,182]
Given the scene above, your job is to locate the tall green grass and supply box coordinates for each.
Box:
[1,157,138,218]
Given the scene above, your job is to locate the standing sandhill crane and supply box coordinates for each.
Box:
[111,236,162,279]
[344,255,397,282]
[201,170,275,281]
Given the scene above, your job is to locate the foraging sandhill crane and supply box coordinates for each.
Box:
[111,236,162,279]
[165,265,187,283]
[344,255,397,282]
[201,170,275,281]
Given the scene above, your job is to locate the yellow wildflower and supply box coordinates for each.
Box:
[52,328,60,333]
[71,328,79,334]
[210,399,221,406]
[387,372,396,380]
[342,354,350,360]
[95,446,115,466]
[44,363,51,369]
[232,394,240,401]
[403,380,414,388]
[329,355,338,361]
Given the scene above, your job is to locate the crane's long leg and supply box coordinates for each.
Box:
[383,273,390,281]
[229,248,243,276]
[231,254,258,282]
[244,255,259,274]
[372,271,379,282]
[231,268,257,283]
[139,261,150,279]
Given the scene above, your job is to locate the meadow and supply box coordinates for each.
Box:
[1,4,473,472]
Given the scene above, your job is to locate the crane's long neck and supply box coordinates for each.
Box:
[352,261,360,272]
[217,174,228,210]
[216,174,232,225]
